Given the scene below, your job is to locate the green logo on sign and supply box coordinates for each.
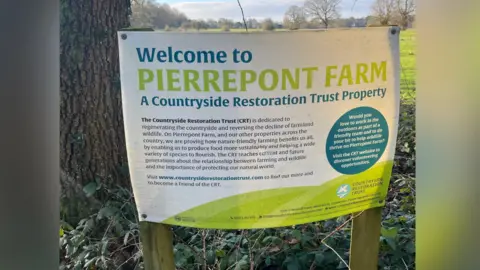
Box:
[336,184,351,198]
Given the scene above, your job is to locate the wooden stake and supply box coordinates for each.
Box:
[139,222,176,270]
[349,207,383,270]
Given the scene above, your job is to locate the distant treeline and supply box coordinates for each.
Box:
[130,0,188,29]
[129,0,372,30]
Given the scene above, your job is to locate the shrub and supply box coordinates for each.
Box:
[59,187,143,270]
[221,25,230,32]
[262,19,275,31]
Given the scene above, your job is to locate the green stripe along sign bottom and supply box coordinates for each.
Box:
[162,161,393,229]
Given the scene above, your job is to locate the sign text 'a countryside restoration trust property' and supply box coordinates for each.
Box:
[118,28,400,229]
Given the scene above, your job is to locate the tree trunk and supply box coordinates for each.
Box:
[401,15,409,30]
[60,0,131,216]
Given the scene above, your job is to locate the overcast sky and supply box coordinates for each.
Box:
[163,0,374,21]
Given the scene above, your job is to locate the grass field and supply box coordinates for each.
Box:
[399,30,416,101]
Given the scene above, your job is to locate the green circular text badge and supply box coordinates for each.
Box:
[326,106,389,175]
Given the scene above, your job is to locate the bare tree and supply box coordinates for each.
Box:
[283,5,306,30]
[247,18,259,29]
[303,0,341,29]
[395,0,415,29]
[191,20,208,31]
[371,0,395,26]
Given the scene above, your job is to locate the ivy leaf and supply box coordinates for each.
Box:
[83,182,97,197]
[301,233,313,245]
[337,261,348,269]
[94,176,103,187]
[225,233,236,239]
[175,250,188,268]
[234,258,248,270]
[297,252,310,267]
[215,249,226,258]
[60,221,74,231]
[262,236,273,244]
[406,241,415,254]
[292,230,302,240]
[219,256,230,270]
[381,236,397,250]
[284,255,300,270]
[74,262,82,270]
[228,249,240,265]
[114,220,124,235]
[381,227,398,239]
[83,219,95,233]
[314,252,325,266]
[97,207,117,220]
[262,236,282,245]
[206,250,216,265]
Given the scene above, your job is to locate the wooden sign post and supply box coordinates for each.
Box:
[139,222,175,270]
[349,207,383,270]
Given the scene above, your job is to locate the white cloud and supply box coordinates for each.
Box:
[170,0,373,21]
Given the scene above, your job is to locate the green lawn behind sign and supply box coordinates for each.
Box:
[399,30,416,101]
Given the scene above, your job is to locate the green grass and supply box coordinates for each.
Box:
[399,29,416,101]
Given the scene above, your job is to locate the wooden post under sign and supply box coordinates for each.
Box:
[139,222,176,270]
[349,207,383,270]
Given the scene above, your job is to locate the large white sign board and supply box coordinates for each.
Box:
[118,28,400,229]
